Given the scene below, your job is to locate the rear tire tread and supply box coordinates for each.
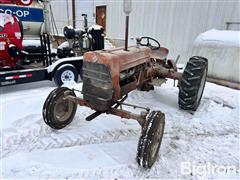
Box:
[179,56,208,111]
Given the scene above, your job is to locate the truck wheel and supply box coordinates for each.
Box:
[42,87,77,129]
[179,56,208,111]
[54,64,79,87]
[137,111,165,168]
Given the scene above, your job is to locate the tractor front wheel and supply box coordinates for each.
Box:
[42,87,77,129]
[137,111,165,168]
[179,56,208,111]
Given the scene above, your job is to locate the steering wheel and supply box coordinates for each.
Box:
[140,37,161,50]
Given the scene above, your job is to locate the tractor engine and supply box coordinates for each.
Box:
[82,46,151,112]
[57,14,105,58]
[0,13,23,68]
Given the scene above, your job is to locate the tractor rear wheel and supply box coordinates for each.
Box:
[137,111,165,168]
[179,56,208,111]
[42,87,77,129]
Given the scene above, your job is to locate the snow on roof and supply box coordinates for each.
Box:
[194,29,240,48]
[0,13,14,28]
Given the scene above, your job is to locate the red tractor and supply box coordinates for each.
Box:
[0,12,24,68]
[42,1,208,168]
[43,41,208,168]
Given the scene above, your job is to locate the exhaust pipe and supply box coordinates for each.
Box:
[124,16,129,51]
[123,0,132,51]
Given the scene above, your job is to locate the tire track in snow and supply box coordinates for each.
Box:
[1,114,141,158]
[3,95,237,159]
[1,115,51,158]
[28,128,140,152]
[3,149,140,179]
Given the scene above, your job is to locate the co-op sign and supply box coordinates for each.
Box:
[0,5,44,22]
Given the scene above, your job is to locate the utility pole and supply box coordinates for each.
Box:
[123,0,132,51]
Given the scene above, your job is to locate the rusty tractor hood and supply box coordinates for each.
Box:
[83,46,151,100]
[83,46,151,71]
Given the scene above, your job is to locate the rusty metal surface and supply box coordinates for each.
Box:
[154,65,182,80]
[65,95,90,107]
[83,45,181,101]
[81,45,182,115]
[121,79,138,96]
[65,94,145,126]
[143,63,182,81]
[84,46,151,99]
[107,108,145,126]
[65,44,183,127]
[166,59,177,71]
[151,47,169,60]
[84,46,151,71]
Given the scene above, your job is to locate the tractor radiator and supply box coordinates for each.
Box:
[82,61,114,111]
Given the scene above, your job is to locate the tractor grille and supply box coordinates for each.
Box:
[82,61,114,111]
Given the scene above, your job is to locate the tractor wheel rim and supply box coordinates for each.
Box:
[61,70,75,83]
[197,68,207,103]
[53,96,74,122]
[151,123,163,160]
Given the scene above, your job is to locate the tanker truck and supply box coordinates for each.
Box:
[0,0,105,87]
[0,0,52,62]
[0,0,45,37]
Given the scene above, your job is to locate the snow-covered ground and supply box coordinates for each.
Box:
[0,80,239,179]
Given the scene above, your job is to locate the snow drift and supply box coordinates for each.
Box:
[192,29,240,83]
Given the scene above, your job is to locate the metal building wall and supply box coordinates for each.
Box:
[50,0,95,34]
[94,0,239,63]
[75,0,95,28]
[50,0,72,35]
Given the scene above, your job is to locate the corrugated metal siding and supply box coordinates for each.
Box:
[50,0,95,34]
[50,0,239,63]
[50,0,72,34]
[93,0,239,63]
[75,0,95,27]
